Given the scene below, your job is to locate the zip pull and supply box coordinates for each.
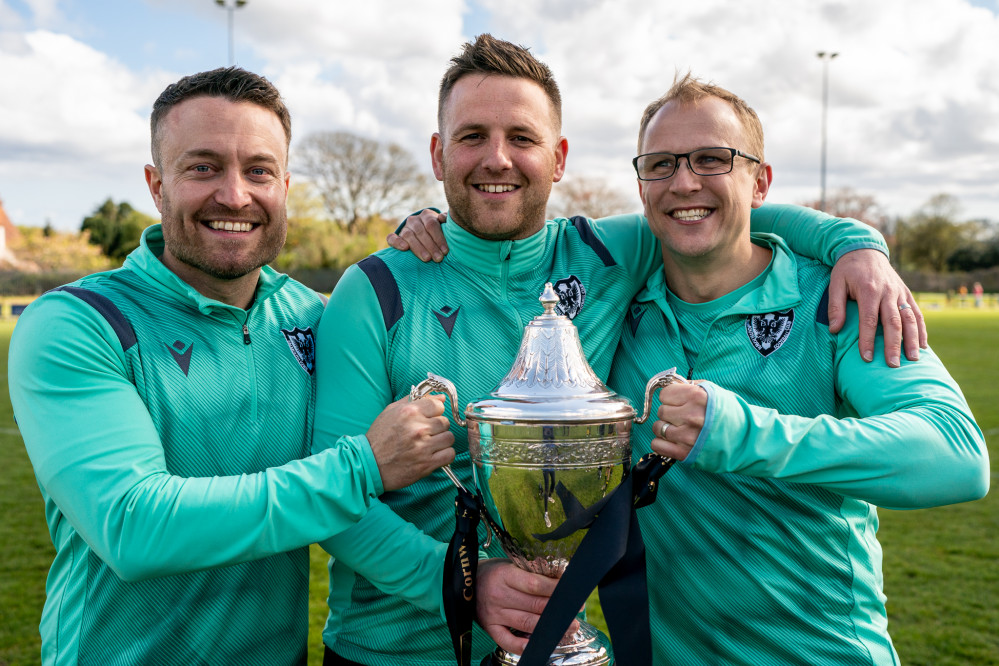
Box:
[242,324,251,345]
[687,367,694,381]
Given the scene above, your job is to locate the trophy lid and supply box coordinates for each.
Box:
[466,283,636,423]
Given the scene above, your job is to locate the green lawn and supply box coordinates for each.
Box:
[2,310,996,665]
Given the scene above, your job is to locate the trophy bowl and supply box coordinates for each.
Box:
[411,284,683,666]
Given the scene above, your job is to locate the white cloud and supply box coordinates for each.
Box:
[2,0,998,229]
[468,0,999,218]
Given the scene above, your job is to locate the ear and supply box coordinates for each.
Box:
[430,133,445,181]
[750,162,773,208]
[283,171,291,202]
[144,164,164,213]
[551,136,569,183]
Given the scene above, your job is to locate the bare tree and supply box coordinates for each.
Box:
[295,131,433,231]
[800,187,888,232]
[547,175,634,220]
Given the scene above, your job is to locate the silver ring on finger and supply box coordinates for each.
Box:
[898,303,912,312]
[659,421,671,438]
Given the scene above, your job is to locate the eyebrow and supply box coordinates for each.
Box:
[178,149,282,166]
[451,122,543,137]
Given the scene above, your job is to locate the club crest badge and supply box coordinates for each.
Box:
[746,310,794,357]
[282,327,316,375]
[552,276,586,320]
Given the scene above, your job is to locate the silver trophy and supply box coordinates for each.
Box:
[411,283,685,666]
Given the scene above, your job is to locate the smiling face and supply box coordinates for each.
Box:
[638,97,770,264]
[431,74,568,241]
[144,96,289,300]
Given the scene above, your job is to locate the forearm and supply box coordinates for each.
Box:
[318,502,449,614]
[749,202,888,265]
[11,298,381,581]
[692,380,986,509]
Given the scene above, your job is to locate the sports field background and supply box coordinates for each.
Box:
[2,306,996,665]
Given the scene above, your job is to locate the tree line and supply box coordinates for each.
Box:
[4,132,996,295]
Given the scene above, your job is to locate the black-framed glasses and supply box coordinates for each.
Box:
[632,147,761,181]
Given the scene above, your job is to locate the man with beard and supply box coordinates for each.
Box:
[611,74,988,664]
[313,35,924,666]
[8,67,456,666]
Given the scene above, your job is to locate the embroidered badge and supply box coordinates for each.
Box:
[746,310,794,357]
[433,305,460,338]
[626,305,647,337]
[166,340,193,376]
[282,327,316,375]
[553,276,586,320]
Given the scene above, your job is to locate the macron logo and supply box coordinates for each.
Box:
[166,340,193,376]
[433,305,460,338]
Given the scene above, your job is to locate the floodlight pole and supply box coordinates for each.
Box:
[215,0,248,66]
[817,51,838,211]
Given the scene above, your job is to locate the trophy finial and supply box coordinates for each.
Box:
[540,282,560,315]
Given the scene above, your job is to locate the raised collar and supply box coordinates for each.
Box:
[639,233,802,317]
[441,214,551,278]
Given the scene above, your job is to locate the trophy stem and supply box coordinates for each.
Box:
[486,621,613,665]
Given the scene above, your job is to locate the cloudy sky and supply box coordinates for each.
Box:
[2,0,998,231]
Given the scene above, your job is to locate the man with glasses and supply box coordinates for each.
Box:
[610,74,989,664]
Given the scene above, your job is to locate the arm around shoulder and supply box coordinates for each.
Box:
[750,203,888,265]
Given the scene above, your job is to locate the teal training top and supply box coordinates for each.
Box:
[8,225,386,666]
[609,234,989,666]
[313,205,891,666]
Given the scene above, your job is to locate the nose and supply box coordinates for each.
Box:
[668,156,701,194]
[214,170,253,209]
[481,137,513,171]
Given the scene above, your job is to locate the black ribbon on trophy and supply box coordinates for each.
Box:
[414,283,689,666]
[442,453,676,666]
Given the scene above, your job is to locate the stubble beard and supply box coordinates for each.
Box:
[159,194,286,280]
[442,163,550,241]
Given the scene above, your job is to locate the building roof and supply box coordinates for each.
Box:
[0,198,21,242]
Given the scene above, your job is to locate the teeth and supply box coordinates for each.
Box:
[672,208,711,221]
[208,221,254,232]
[477,184,516,193]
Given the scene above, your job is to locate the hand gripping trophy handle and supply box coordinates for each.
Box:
[410,372,467,492]
[634,367,689,461]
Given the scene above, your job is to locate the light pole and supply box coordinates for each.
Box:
[817,51,838,211]
[215,0,248,66]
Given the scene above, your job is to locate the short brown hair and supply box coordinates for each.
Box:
[150,67,291,166]
[437,34,562,133]
[637,72,764,160]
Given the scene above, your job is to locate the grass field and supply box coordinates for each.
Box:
[2,309,997,665]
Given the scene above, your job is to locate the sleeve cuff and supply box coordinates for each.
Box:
[832,241,890,263]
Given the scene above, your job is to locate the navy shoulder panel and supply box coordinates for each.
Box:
[358,256,404,330]
[815,286,830,327]
[569,216,616,267]
[53,286,138,351]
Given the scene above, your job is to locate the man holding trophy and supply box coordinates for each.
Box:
[313,35,925,666]
[610,74,988,664]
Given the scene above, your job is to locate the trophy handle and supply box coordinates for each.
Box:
[634,367,688,424]
[410,372,466,427]
[409,372,468,492]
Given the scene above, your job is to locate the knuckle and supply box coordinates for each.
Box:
[860,312,880,329]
